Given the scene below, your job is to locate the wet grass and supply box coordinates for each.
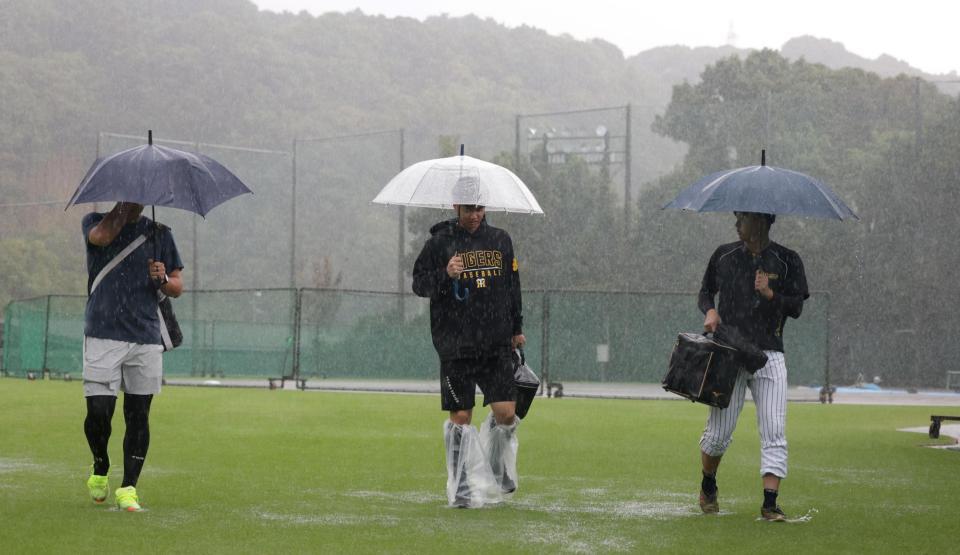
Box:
[0,379,956,553]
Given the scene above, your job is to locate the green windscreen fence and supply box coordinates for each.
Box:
[2,289,829,386]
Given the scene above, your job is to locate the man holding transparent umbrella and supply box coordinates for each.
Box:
[412,176,526,508]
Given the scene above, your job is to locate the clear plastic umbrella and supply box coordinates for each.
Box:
[372,147,543,214]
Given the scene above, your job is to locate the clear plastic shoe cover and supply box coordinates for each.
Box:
[443,420,502,508]
[479,412,519,497]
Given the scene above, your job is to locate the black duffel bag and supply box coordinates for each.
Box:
[513,348,540,419]
[662,326,767,409]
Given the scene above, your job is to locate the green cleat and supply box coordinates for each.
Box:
[86,470,109,504]
[115,486,143,512]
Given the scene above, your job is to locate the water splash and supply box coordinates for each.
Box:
[755,507,818,523]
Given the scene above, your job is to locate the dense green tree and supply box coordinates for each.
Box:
[648,50,960,386]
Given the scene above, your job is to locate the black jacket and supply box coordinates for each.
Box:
[698,241,809,352]
[412,218,523,360]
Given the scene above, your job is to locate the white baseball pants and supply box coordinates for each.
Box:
[699,351,788,478]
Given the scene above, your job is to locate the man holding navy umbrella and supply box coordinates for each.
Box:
[81,201,184,512]
[697,211,809,521]
[664,151,853,521]
[67,131,251,512]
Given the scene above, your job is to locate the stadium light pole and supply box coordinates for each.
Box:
[397,128,406,320]
[624,103,632,233]
[291,137,298,290]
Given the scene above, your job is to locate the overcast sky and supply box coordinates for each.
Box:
[252,0,959,76]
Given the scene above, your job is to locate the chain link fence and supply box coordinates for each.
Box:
[3,289,830,389]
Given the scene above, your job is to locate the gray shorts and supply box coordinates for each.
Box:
[82,336,163,397]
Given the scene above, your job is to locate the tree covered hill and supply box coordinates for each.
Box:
[3,0,953,204]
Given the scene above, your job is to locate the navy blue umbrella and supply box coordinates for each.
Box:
[663,151,858,221]
[66,130,252,217]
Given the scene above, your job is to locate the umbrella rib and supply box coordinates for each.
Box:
[405,165,443,208]
[700,167,746,195]
[783,168,855,219]
[810,180,855,219]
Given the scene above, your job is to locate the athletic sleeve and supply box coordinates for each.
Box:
[774,251,809,319]
[698,249,719,315]
[82,212,103,245]
[507,237,523,335]
[412,238,448,298]
[160,226,184,273]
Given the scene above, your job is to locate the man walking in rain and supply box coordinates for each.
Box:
[412,176,526,508]
[697,211,808,521]
[82,202,183,512]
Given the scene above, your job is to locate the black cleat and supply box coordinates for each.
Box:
[761,505,787,522]
[699,489,719,514]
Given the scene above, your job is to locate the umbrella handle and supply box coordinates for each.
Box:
[452,279,469,302]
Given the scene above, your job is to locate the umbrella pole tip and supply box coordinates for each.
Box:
[460,144,464,156]
[761,149,766,166]
[148,130,153,145]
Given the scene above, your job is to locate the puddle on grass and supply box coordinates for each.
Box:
[343,489,441,504]
[0,458,44,473]
[513,495,700,521]
[252,509,400,527]
[517,521,634,554]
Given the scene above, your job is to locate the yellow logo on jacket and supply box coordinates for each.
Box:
[456,250,505,280]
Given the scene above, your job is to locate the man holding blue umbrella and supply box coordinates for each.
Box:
[81,201,183,512]
[665,151,853,521]
[696,211,809,522]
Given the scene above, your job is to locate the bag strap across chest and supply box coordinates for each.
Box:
[89,234,148,295]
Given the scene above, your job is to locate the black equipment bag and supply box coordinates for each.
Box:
[513,348,540,419]
[662,329,765,409]
[712,324,768,374]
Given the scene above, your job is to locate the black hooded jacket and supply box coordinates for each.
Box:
[412,218,523,361]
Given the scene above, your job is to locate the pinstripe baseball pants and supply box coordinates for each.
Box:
[699,351,788,478]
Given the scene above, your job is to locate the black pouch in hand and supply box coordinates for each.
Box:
[712,324,768,373]
[513,348,540,419]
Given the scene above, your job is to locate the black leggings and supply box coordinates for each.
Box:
[84,394,153,488]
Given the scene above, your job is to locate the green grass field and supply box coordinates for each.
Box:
[1,379,956,554]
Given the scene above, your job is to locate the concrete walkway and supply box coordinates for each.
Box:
[164,377,960,406]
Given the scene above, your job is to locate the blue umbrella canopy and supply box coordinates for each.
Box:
[663,152,858,221]
[66,131,252,217]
